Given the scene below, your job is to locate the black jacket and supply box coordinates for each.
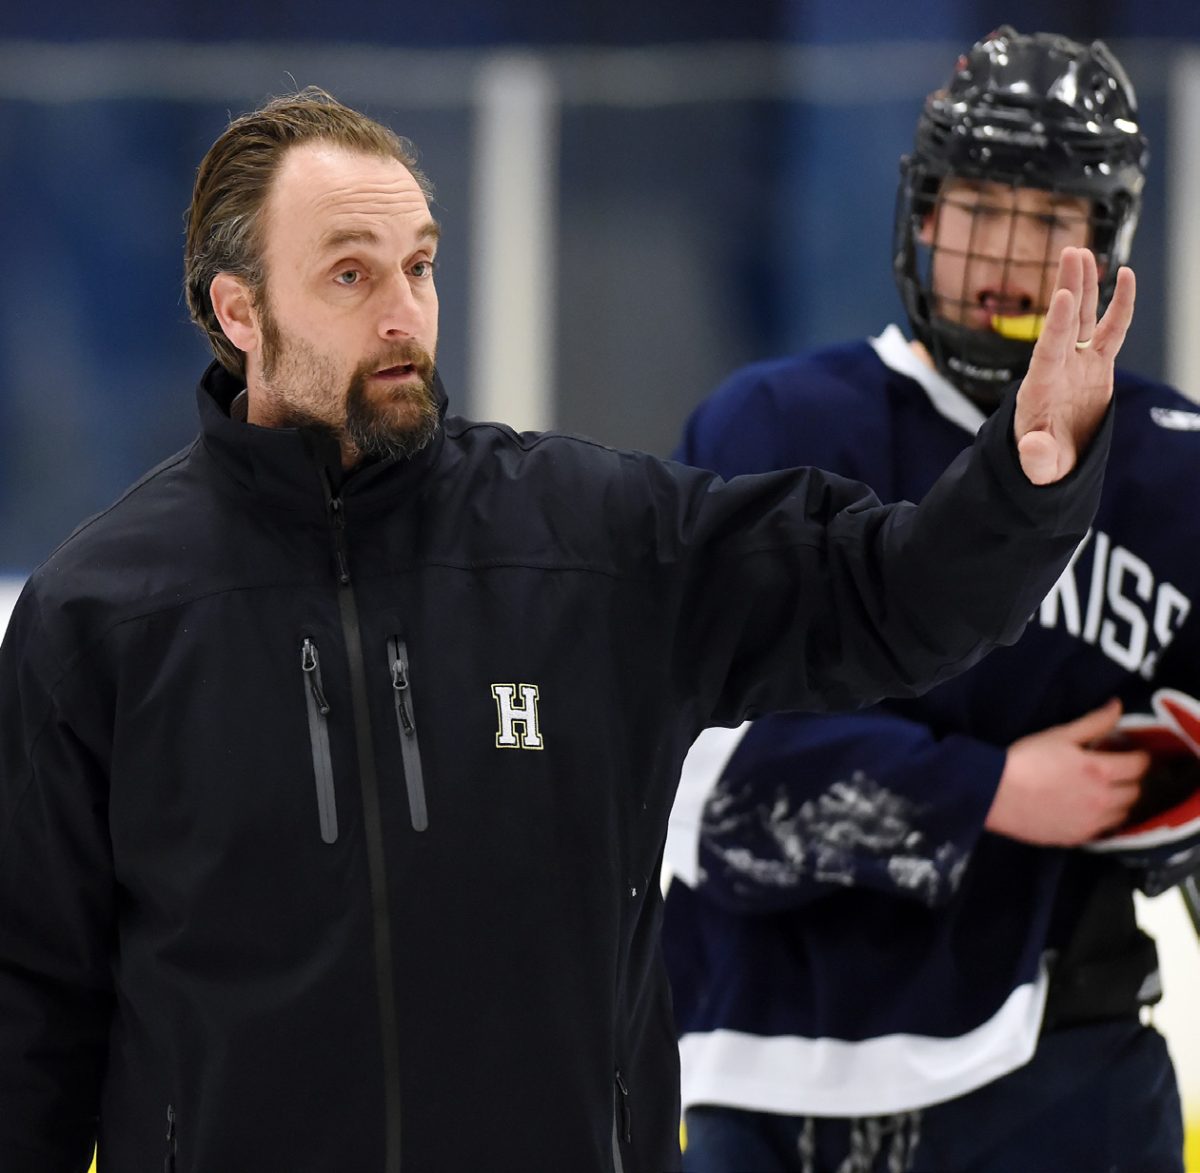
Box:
[0,363,1108,1172]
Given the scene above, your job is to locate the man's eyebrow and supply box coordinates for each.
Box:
[317,220,441,253]
[318,227,380,253]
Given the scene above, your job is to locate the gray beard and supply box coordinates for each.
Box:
[343,371,440,461]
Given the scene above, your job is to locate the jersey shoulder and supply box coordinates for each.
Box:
[1114,369,1200,442]
[678,340,899,475]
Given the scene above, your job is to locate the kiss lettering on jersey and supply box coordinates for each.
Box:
[1039,529,1192,678]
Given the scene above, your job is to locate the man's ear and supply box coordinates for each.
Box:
[209,274,260,356]
[918,211,936,247]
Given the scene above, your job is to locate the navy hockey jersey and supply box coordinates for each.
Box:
[662,326,1200,1117]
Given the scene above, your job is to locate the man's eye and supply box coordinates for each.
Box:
[411,260,436,279]
[335,270,360,286]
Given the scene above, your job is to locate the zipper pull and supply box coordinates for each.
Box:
[165,1103,177,1173]
[391,658,415,735]
[301,638,332,715]
[615,1070,632,1143]
[328,496,352,585]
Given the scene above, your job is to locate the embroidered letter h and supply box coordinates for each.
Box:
[491,684,544,750]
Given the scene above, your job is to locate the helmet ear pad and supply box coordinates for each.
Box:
[893,27,1149,409]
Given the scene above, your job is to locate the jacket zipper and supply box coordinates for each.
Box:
[301,637,338,844]
[323,475,404,1173]
[388,636,429,832]
[164,1103,177,1173]
[612,1070,631,1173]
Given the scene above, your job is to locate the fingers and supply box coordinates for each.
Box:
[1028,254,1082,371]
[1012,247,1132,486]
[1092,265,1136,358]
[1087,747,1151,786]
[1063,696,1124,743]
[1028,248,1133,366]
[1077,248,1099,344]
[1089,787,1141,839]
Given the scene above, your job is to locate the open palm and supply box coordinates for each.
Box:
[1013,246,1136,485]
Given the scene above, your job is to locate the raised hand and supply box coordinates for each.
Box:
[984,699,1147,846]
[1013,247,1136,485]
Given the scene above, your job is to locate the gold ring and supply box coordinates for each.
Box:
[1075,337,1093,351]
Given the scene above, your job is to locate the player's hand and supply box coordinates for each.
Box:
[984,698,1147,845]
[1013,247,1135,485]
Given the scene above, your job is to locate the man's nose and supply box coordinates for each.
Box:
[377,273,424,338]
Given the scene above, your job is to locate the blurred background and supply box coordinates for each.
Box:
[2,0,1200,1164]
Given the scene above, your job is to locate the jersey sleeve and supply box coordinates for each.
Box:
[687,707,1005,912]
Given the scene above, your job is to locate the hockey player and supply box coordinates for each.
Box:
[664,27,1194,1173]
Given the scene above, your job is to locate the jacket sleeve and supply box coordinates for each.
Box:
[641,387,1113,732]
[0,588,112,1173]
[686,707,1005,913]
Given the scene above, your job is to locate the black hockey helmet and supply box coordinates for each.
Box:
[894,27,1148,408]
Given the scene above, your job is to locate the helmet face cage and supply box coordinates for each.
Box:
[894,28,1148,410]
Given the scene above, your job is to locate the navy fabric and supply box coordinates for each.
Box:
[683,1020,1183,1172]
[664,338,1198,1156]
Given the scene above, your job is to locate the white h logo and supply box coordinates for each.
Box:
[491,683,544,750]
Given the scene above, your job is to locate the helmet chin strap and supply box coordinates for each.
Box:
[921,317,1036,413]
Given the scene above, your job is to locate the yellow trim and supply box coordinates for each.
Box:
[85,1111,1200,1170]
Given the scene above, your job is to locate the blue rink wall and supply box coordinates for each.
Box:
[0,31,1189,575]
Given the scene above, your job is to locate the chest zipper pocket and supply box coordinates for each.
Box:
[388,636,429,832]
[164,1103,177,1173]
[612,1069,631,1172]
[301,637,338,844]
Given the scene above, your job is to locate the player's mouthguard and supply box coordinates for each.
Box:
[990,313,1045,341]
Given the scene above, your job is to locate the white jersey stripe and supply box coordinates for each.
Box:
[870,324,987,437]
[664,723,752,886]
[678,959,1050,1117]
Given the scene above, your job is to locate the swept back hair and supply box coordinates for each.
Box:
[184,86,432,376]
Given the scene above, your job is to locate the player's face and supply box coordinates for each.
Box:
[920,178,1092,335]
[245,142,441,461]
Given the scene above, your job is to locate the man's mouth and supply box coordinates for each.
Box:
[979,292,1035,317]
[372,363,418,381]
[962,292,1042,337]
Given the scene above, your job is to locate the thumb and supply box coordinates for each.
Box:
[1061,697,1123,745]
[1017,429,1066,485]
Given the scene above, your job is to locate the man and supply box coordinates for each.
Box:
[663,28,1191,1173]
[0,87,1130,1172]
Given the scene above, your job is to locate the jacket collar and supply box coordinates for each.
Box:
[196,361,449,514]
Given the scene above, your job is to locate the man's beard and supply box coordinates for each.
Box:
[259,300,440,463]
[343,351,440,461]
